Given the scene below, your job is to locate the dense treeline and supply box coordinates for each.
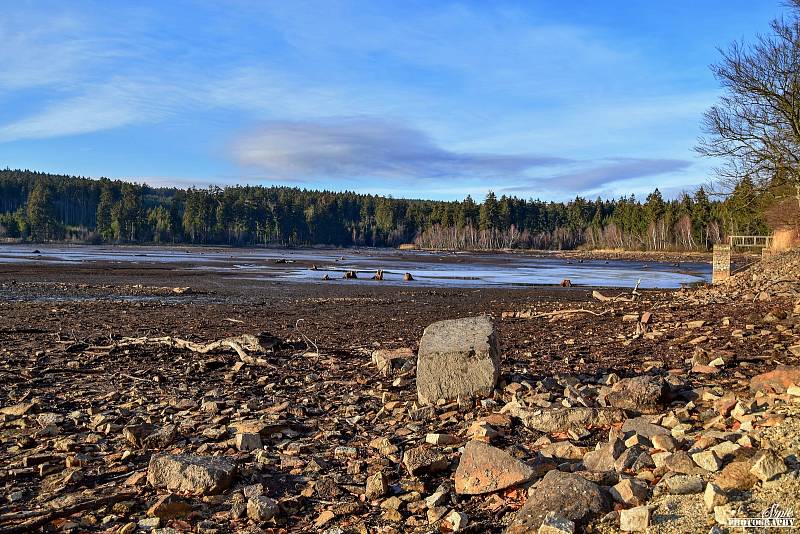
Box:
[0,169,773,250]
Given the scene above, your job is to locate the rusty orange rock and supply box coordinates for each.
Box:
[455,441,535,495]
[750,365,800,394]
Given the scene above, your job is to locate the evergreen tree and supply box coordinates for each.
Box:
[26,181,56,241]
[479,191,500,230]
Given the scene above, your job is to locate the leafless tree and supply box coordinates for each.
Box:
[696,1,800,209]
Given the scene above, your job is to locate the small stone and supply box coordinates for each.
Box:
[365,471,389,500]
[714,504,735,526]
[665,474,704,494]
[703,482,728,511]
[247,496,279,521]
[425,490,448,508]
[610,478,650,506]
[137,517,160,530]
[619,505,650,532]
[235,432,262,452]
[651,434,677,452]
[372,348,414,377]
[538,511,575,533]
[428,506,448,523]
[147,494,192,519]
[403,446,448,476]
[606,376,665,414]
[582,438,624,472]
[749,449,787,482]
[692,450,722,472]
[714,460,758,490]
[426,433,459,446]
[444,510,469,531]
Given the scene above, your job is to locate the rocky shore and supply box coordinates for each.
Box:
[1,250,798,533]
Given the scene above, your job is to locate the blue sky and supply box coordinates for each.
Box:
[0,1,785,201]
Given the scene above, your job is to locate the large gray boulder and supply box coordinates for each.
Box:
[505,470,611,533]
[148,454,237,495]
[416,316,500,405]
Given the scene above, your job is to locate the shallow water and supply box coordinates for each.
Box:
[0,245,710,289]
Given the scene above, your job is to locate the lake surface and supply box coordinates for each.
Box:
[0,245,710,289]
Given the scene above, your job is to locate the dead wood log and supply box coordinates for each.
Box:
[90,334,275,368]
[503,308,609,320]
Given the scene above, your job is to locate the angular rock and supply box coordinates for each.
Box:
[0,402,37,416]
[147,494,192,519]
[247,496,279,521]
[750,365,800,394]
[505,470,611,533]
[372,347,414,377]
[444,510,469,531]
[582,438,624,472]
[455,441,535,495]
[614,445,647,472]
[416,316,500,405]
[538,511,575,533]
[606,375,665,414]
[505,404,625,434]
[749,450,787,482]
[403,445,448,476]
[664,474,703,494]
[365,471,389,500]
[664,451,705,475]
[621,417,670,439]
[426,433,459,446]
[714,460,758,491]
[235,432,262,452]
[651,434,677,452]
[619,505,650,532]
[704,482,728,511]
[692,450,722,472]
[610,478,651,506]
[147,454,237,495]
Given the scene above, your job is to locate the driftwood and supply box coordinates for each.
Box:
[592,279,642,303]
[89,334,276,368]
[503,308,609,321]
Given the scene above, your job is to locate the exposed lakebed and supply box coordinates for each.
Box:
[0,245,709,288]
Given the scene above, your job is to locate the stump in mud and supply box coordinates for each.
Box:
[343,271,358,279]
[404,272,414,281]
[322,274,330,280]
[372,270,384,281]
[561,279,572,287]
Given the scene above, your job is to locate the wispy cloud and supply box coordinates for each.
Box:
[500,157,692,196]
[231,117,571,181]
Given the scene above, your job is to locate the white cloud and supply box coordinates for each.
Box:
[231,117,570,181]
